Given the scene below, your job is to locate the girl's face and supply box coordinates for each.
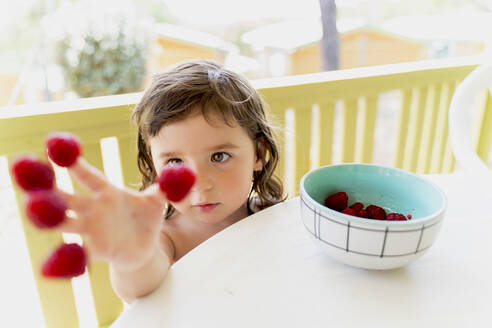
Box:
[149,110,262,225]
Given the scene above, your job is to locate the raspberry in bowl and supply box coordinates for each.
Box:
[299,163,447,270]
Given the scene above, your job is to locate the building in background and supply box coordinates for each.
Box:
[3,13,490,106]
[242,13,490,77]
[149,23,238,75]
[241,19,425,77]
[380,13,491,59]
[150,23,258,79]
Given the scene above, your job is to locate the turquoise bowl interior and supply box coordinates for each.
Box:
[301,164,446,221]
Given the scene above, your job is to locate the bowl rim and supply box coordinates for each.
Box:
[299,163,447,227]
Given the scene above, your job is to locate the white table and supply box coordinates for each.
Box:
[112,172,492,327]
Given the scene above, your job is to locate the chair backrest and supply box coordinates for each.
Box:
[448,62,492,173]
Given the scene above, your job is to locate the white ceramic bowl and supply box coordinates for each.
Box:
[299,164,447,270]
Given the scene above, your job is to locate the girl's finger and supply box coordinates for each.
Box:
[56,211,86,234]
[56,188,90,213]
[82,243,93,265]
[44,151,58,185]
[141,183,168,206]
[68,158,108,193]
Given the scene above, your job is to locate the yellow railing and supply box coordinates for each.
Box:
[0,94,141,328]
[1,57,491,327]
[255,56,491,195]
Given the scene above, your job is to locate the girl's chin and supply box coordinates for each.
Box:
[190,208,222,221]
[192,211,236,226]
[192,216,225,227]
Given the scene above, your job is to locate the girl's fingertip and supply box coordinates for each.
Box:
[68,157,90,174]
[82,245,92,264]
[70,156,85,171]
[54,189,75,206]
[145,183,168,203]
[54,222,77,234]
[66,157,107,192]
[56,213,84,234]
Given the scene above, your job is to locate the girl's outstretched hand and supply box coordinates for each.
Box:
[56,157,167,272]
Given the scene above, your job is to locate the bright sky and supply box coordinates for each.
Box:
[163,0,321,25]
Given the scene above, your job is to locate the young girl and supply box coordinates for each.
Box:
[56,60,285,303]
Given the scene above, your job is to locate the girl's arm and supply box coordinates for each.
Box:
[109,231,174,303]
[55,158,173,303]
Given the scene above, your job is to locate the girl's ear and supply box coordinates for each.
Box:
[254,138,266,172]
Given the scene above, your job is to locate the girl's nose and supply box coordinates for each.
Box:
[190,164,213,192]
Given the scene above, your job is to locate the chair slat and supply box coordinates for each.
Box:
[341,98,358,163]
[87,261,124,327]
[357,95,378,163]
[293,104,312,195]
[71,143,123,327]
[430,81,456,173]
[318,101,336,167]
[417,84,442,173]
[393,89,412,168]
[117,134,141,190]
[8,152,80,328]
[266,104,286,192]
[404,86,428,172]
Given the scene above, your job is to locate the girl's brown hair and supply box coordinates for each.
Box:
[132,60,285,219]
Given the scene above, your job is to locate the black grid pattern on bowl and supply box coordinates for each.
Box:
[300,195,442,258]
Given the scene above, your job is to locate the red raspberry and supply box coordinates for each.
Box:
[341,208,357,216]
[46,132,82,167]
[41,243,86,278]
[158,165,196,202]
[366,205,387,220]
[26,190,67,229]
[357,209,368,218]
[387,213,407,221]
[324,192,348,211]
[11,155,55,191]
[349,202,364,212]
[407,214,412,220]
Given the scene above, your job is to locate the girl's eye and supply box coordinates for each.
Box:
[166,158,183,166]
[211,152,230,163]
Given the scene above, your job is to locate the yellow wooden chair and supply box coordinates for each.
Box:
[1,59,491,327]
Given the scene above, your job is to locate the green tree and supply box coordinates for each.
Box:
[50,0,151,97]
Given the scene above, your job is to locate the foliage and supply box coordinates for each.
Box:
[48,0,151,97]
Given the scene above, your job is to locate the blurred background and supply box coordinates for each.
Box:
[1,0,492,107]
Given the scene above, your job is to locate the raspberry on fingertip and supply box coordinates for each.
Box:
[46,132,82,167]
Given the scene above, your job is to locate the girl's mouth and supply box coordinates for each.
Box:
[194,203,219,212]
